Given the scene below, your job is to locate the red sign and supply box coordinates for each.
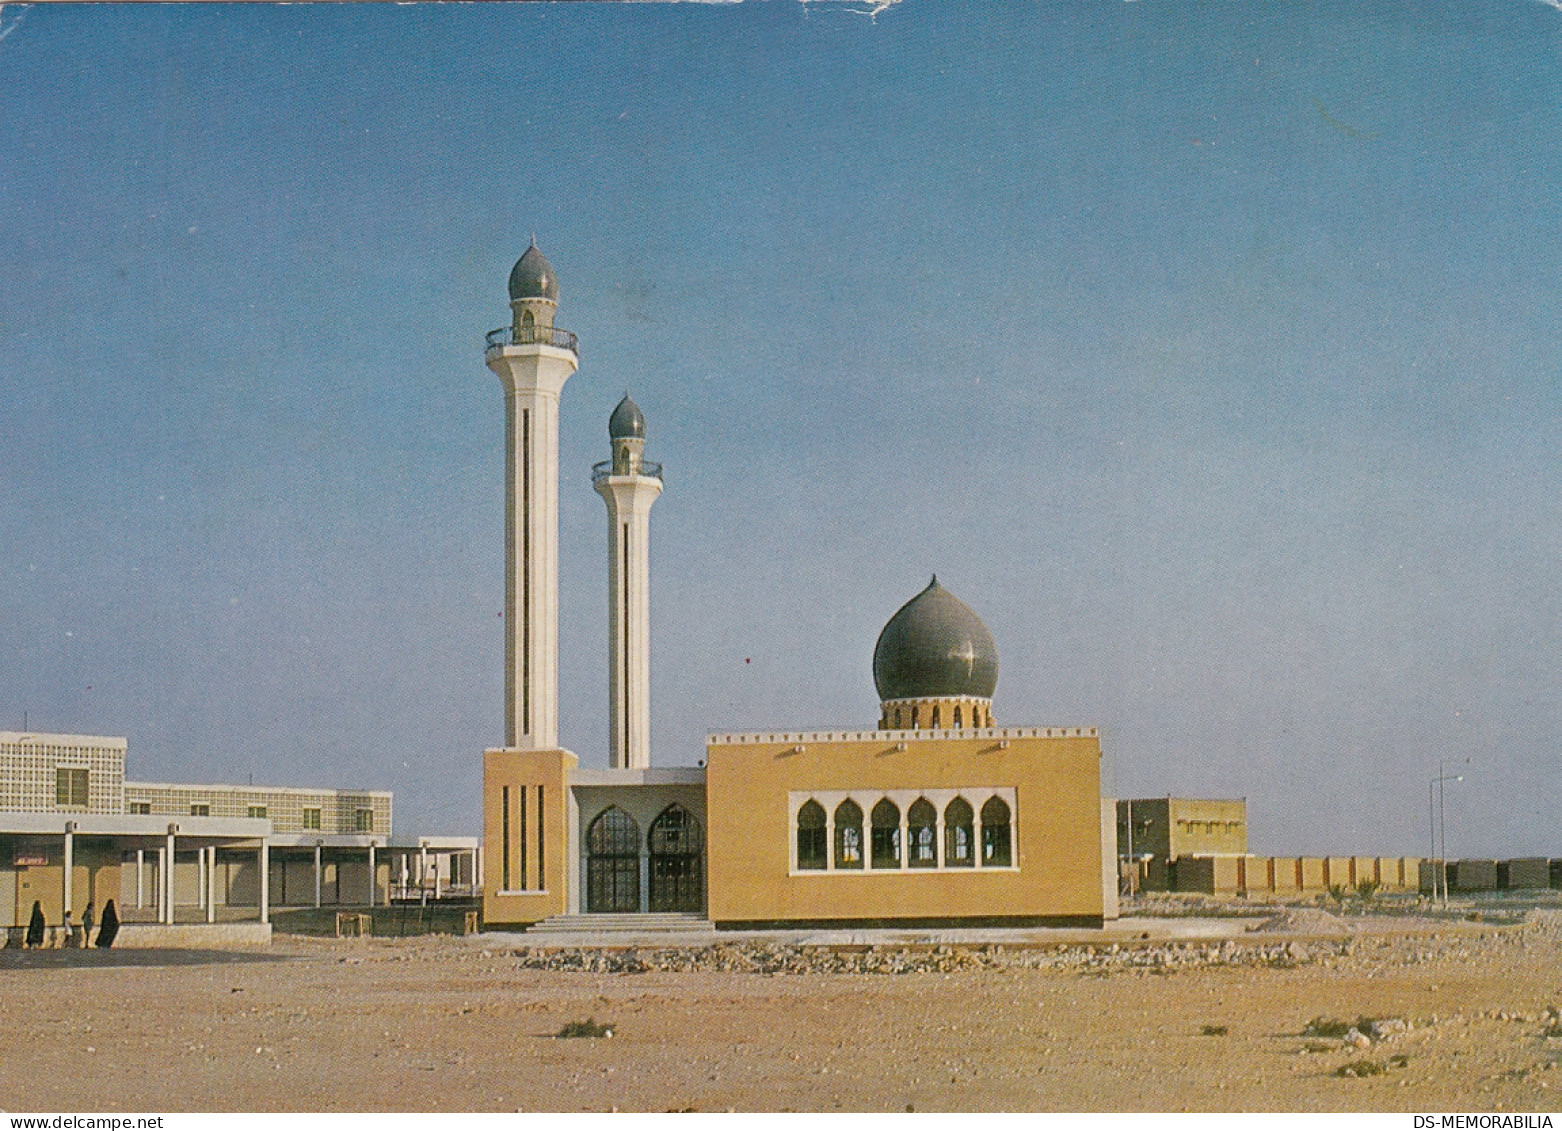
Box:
[13,853,48,867]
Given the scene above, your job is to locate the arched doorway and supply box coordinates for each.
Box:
[648,804,704,912]
[586,807,640,913]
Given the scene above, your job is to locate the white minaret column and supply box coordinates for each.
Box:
[485,241,580,750]
[593,396,663,769]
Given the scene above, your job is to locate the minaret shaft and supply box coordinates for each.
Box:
[489,345,577,749]
[597,477,661,768]
[595,417,661,769]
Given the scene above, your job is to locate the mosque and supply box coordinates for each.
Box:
[480,244,1116,930]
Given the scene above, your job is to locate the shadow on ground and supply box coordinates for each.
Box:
[0,947,289,970]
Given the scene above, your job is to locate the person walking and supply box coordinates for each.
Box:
[24,900,44,948]
[81,901,95,949]
[95,900,119,949]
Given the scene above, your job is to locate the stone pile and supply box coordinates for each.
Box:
[507,937,1353,977]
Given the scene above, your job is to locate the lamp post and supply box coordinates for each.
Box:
[1429,761,1464,908]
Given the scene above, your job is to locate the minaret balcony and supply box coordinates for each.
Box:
[592,459,662,486]
[485,325,579,356]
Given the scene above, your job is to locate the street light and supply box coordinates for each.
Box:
[1429,759,1465,908]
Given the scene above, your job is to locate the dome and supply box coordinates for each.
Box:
[507,242,558,302]
[609,394,646,440]
[872,577,999,702]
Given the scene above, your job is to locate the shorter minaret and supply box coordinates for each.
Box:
[593,396,663,769]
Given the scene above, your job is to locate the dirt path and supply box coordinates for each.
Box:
[1,917,1560,1112]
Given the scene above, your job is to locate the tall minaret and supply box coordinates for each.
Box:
[593,395,663,769]
[485,240,579,750]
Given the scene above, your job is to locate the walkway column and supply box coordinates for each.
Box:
[63,823,75,920]
[164,828,177,924]
[206,846,217,924]
[136,848,145,909]
[259,838,270,925]
[155,846,166,922]
[368,842,377,907]
[419,844,429,901]
[475,846,484,890]
[314,843,323,908]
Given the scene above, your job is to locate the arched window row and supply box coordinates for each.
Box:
[879,698,995,732]
[791,790,1015,873]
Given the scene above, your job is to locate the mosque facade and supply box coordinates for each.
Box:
[480,246,1116,929]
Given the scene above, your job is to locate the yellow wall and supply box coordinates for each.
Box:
[4,840,120,931]
[482,748,574,926]
[705,731,1105,926]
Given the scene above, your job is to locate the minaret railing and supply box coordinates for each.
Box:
[485,325,580,354]
[591,459,662,485]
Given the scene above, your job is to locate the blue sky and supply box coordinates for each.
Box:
[1,1,1559,855]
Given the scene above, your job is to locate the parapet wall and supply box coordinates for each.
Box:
[1149,854,1562,896]
[1146,855,1424,896]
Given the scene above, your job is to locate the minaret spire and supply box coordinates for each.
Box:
[486,241,579,749]
[594,394,663,769]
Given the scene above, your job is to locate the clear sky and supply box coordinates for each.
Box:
[1,1,1558,856]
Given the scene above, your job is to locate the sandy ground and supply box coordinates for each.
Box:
[2,911,1562,1113]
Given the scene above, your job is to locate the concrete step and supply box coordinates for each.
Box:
[526,912,714,935]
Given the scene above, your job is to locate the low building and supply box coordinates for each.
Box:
[1116,797,1248,891]
[0,729,461,938]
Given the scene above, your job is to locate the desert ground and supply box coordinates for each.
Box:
[3,899,1561,1113]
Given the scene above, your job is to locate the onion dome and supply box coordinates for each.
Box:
[872,576,999,701]
[507,241,558,302]
[609,394,646,440]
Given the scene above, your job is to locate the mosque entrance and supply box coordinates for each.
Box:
[586,807,640,913]
[648,804,704,913]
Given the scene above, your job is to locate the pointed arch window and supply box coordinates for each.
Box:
[520,307,536,340]
[834,799,863,869]
[586,806,641,913]
[981,795,1013,867]
[953,705,962,729]
[870,798,901,869]
[944,796,974,867]
[796,800,827,870]
[932,705,941,729]
[908,798,937,868]
[649,804,704,912]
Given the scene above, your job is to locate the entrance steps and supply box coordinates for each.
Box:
[524,912,714,937]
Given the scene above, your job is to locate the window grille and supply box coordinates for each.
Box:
[55,768,89,808]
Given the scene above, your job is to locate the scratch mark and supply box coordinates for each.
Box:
[1313,98,1376,141]
[0,3,31,44]
[801,0,906,17]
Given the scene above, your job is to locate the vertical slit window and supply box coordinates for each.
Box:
[522,409,531,735]
[536,784,545,887]
[501,786,511,890]
[518,784,528,890]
